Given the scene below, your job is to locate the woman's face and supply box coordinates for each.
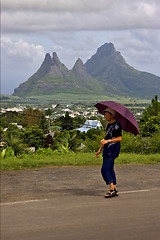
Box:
[104,111,113,121]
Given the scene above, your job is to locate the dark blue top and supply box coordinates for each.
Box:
[103,121,122,159]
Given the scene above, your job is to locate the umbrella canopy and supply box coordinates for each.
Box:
[95,101,140,135]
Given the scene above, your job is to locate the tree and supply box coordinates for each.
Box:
[139,95,160,136]
[61,112,73,130]
[151,95,160,115]
[3,123,22,139]
[45,108,52,116]
[141,95,160,122]
[73,116,86,129]
[21,126,45,149]
[0,111,21,128]
[0,116,8,128]
[53,115,85,130]
[140,114,160,137]
[43,134,54,148]
[21,108,43,127]
[39,114,49,134]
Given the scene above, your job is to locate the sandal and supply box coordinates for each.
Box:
[114,188,119,196]
[104,189,116,198]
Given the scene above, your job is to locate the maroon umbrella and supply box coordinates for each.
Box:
[95,101,140,135]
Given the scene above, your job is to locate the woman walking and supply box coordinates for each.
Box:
[95,107,122,198]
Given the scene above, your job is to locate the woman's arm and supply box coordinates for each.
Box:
[100,136,122,145]
[95,144,104,158]
[95,136,122,158]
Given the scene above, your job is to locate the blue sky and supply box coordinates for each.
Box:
[1,0,160,94]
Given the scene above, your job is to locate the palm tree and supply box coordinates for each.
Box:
[53,131,79,153]
[4,135,29,156]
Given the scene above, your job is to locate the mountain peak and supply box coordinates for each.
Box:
[72,58,89,79]
[85,42,125,76]
[73,58,84,68]
[43,53,52,66]
[52,52,62,68]
[97,42,116,55]
[45,53,52,60]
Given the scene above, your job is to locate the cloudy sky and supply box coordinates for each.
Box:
[1,0,160,94]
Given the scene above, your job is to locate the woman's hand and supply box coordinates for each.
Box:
[100,139,109,145]
[95,151,100,158]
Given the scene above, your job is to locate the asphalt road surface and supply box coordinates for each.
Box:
[1,165,160,240]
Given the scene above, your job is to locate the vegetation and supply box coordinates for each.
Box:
[1,152,160,171]
[0,95,160,170]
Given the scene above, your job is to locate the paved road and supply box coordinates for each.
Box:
[1,165,160,240]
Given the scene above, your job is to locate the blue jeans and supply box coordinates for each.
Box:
[101,156,117,185]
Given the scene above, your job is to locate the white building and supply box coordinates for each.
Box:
[76,120,102,133]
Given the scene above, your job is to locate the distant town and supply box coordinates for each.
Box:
[0,102,144,120]
[0,103,100,124]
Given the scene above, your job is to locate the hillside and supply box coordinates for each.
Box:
[13,42,160,99]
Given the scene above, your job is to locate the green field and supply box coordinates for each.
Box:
[22,94,151,104]
[1,94,151,106]
[1,152,160,171]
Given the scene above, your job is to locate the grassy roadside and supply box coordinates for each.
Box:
[0,152,160,171]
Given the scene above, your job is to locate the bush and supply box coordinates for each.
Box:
[35,148,54,156]
[139,114,160,137]
[2,135,29,156]
[82,138,101,152]
[79,129,105,152]
[121,131,160,154]
[149,133,160,153]
[21,126,45,149]
[1,147,15,158]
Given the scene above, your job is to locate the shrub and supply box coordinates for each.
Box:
[121,131,160,154]
[149,133,160,153]
[139,114,160,137]
[21,126,45,149]
[35,148,54,156]
[3,135,29,156]
[1,147,15,158]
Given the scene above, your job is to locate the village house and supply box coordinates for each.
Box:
[76,120,102,132]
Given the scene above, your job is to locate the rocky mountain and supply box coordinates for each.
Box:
[13,43,160,99]
[85,43,160,98]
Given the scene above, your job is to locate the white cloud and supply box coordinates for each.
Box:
[2,0,160,33]
[2,0,159,14]
[1,0,119,12]
[112,29,160,74]
[1,37,45,94]
[1,36,45,63]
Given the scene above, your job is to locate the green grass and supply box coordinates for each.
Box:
[28,94,151,104]
[117,153,160,164]
[1,93,151,104]
[1,152,160,171]
[1,93,151,110]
